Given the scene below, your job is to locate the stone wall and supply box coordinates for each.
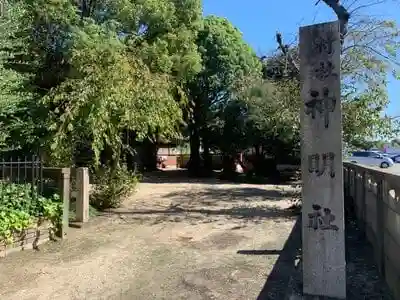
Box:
[344,163,400,300]
[0,221,51,258]
[0,167,90,258]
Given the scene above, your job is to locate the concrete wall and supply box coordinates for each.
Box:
[344,163,400,299]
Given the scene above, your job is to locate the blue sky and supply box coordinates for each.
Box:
[203,0,400,117]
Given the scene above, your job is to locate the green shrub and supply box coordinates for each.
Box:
[0,209,33,244]
[39,194,63,237]
[0,182,62,244]
[90,164,139,210]
[0,183,38,216]
[69,200,98,221]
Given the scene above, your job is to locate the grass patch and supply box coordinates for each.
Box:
[68,200,99,221]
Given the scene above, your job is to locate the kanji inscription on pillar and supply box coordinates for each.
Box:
[299,21,346,299]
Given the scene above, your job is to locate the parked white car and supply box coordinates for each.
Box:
[348,151,394,168]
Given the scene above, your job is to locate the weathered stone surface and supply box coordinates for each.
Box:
[0,223,50,257]
[299,21,346,299]
[76,167,90,223]
[285,217,393,299]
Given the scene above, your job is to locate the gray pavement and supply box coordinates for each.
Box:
[345,162,400,174]
[385,163,400,174]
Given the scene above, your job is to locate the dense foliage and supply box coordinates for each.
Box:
[0,0,203,207]
[186,15,261,174]
[0,183,62,244]
[262,13,400,153]
[0,0,202,163]
[90,164,139,209]
[0,0,399,186]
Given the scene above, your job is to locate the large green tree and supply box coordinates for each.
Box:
[270,1,400,150]
[209,75,300,177]
[187,15,261,174]
[210,0,400,175]
[0,0,203,171]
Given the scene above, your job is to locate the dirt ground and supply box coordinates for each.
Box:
[0,172,299,300]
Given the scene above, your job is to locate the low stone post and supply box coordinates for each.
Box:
[76,167,89,223]
[60,168,71,239]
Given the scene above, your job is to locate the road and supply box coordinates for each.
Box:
[384,163,400,174]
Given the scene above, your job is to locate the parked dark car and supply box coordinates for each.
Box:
[389,154,400,163]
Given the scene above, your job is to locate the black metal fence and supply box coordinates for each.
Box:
[0,155,44,195]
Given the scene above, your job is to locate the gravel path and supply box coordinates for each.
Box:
[0,175,299,300]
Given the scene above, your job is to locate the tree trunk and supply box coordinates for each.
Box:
[100,144,113,167]
[221,154,236,180]
[188,129,201,173]
[188,101,202,175]
[253,145,262,176]
[255,145,260,157]
[139,139,158,171]
[124,130,139,173]
[202,130,212,174]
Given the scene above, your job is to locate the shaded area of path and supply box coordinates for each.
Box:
[0,176,300,300]
[257,217,302,300]
[282,215,393,299]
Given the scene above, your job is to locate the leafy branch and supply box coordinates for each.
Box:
[275,0,350,74]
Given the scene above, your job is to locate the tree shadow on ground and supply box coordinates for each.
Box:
[101,204,299,226]
[237,217,302,300]
[247,204,394,299]
[237,249,283,255]
[103,184,300,226]
[140,169,299,186]
[161,187,299,206]
[140,169,223,184]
